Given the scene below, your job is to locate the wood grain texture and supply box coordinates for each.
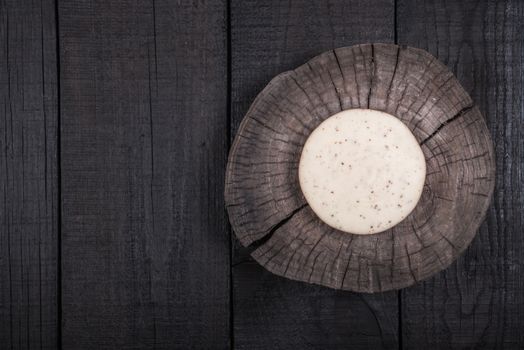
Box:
[398,0,524,348]
[230,1,399,348]
[59,0,229,348]
[0,0,58,348]
[226,42,494,293]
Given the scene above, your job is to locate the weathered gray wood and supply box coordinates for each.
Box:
[398,0,524,348]
[226,43,494,293]
[0,0,58,348]
[59,0,229,348]
[230,1,399,348]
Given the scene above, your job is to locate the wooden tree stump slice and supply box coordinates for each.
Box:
[225,44,495,293]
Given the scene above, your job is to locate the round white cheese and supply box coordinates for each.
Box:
[298,109,426,235]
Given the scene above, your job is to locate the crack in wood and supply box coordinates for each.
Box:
[419,104,474,146]
[410,222,427,248]
[332,49,347,109]
[319,259,330,285]
[307,250,324,282]
[352,46,362,107]
[281,93,320,124]
[339,237,355,289]
[410,72,457,132]
[302,231,330,279]
[405,244,418,283]
[367,44,376,108]
[268,91,314,132]
[438,231,460,252]
[326,57,343,111]
[288,74,318,110]
[385,45,401,107]
[249,115,286,136]
[471,191,489,197]
[283,237,308,276]
[305,61,330,107]
[245,203,308,250]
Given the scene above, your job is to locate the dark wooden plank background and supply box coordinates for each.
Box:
[0,0,522,349]
[59,0,229,348]
[0,0,58,348]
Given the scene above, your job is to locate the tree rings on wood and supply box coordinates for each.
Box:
[225,44,495,292]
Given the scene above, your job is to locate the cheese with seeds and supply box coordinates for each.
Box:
[299,109,426,234]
